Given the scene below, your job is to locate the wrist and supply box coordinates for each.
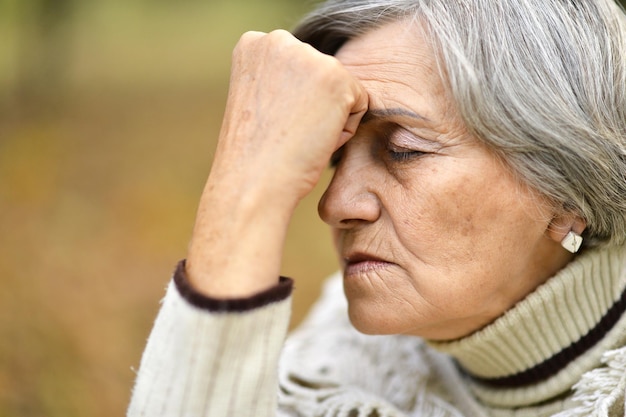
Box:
[185,178,296,298]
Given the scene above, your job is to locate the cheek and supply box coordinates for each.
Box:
[391,164,535,294]
[409,165,527,245]
[393,169,486,250]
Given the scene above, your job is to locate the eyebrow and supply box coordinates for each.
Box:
[360,108,429,124]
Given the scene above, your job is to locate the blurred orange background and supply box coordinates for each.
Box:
[6,1,626,415]
[0,1,340,416]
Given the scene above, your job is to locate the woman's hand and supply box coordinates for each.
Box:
[215,30,367,203]
[186,30,368,298]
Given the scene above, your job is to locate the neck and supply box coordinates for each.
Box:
[428,244,626,408]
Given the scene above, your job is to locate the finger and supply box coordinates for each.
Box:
[339,80,369,146]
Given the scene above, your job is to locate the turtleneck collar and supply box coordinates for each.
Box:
[428,244,626,408]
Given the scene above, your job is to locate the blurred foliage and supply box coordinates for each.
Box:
[0,1,338,417]
[0,0,315,106]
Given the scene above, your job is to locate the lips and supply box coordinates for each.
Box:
[343,252,394,276]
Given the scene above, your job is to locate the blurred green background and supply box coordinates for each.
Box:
[0,0,340,416]
[2,0,626,416]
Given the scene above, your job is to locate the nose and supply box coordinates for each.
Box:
[318,141,381,229]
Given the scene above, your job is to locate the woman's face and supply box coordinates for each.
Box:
[318,20,575,340]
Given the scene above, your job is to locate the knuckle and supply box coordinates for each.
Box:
[233,31,265,61]
[239,30,264,43]
[266,29,292,41]
[235,31,263,51]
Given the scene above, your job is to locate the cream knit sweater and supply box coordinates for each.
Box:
[128,244,626,416]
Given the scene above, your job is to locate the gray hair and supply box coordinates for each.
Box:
[293,0,626,248]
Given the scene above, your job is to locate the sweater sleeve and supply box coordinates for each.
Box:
[127,261,294,417]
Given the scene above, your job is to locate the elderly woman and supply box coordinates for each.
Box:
[127,0,626,416]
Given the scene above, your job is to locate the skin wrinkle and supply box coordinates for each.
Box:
[382,218,454,321]
[343,49,446,117]
[353,269,438,333]
[345,172,471,328]
[319,19,578,340]
[361,108,429,124]
[381,271,431,318]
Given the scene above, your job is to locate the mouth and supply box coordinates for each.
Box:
[343,252,394,276]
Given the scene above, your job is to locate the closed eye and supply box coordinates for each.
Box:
[387,147,425,162]
[385,127,428,162]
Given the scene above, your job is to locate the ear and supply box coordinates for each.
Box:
[546,213,587,244]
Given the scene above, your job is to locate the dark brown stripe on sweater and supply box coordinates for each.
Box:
[173,259,294,312]
[470,286,626,388]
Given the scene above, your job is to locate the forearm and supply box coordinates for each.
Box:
[128,28,367,415]
[186,168,296,298]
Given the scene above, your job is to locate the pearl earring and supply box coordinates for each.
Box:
[561,231,583,253]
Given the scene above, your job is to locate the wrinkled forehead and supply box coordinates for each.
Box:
[334,18,436,72]
[302,7,471,136]
[334,20,452,122]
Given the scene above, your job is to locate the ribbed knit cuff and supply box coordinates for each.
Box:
[128,272,292,416]
[173,259,294,312]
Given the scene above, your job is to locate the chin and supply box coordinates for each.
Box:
[347,303,458,340]
[347,304,407,336]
